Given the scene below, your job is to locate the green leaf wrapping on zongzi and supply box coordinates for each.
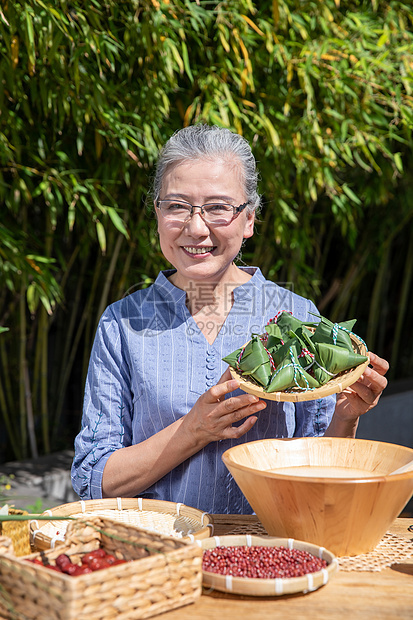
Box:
[268,327,315,371]
[222,347,243,368]
[311,315,357,352]
[264,322,284,350]
[266,347,320,392]
[224,336,273,387]
[222,311,368,393]
[273,312,317,338]
[311,342,368,384]
[269,332,297,366]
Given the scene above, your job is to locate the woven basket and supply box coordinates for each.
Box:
[0,508,31,557]
[230,331,369,402]
[0,515,203,620]
[200,534,338,596]
[30,498,214,551]
[0,536,14,556]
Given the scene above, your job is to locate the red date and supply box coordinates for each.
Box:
[26,548,127,576]
[81,549,107,564]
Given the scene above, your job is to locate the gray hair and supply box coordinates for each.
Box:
[152,124,261,214]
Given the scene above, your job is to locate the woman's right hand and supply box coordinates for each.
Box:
[182,368,267,448]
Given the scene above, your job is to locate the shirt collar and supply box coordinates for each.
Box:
[153,270,187,304]
[153,266,265,304]
[232,267,265,302]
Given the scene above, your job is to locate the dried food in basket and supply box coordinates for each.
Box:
[0,515,203,620]
[26,548,128,575]
[223,311,368,395]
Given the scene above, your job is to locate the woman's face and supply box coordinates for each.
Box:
[156,157,255,289]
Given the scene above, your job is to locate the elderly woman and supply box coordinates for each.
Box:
[71,124,388,513]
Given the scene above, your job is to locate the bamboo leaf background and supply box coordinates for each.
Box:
[0,0,412,460]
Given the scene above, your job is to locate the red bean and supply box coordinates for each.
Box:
[202,546,327,579]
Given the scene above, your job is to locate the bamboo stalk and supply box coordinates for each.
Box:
[51,247,90,438]
[0,373,21,460]
[39,209,54,453]
[19,279,27,459]
[329,251,369,321]
[95,231,124,329]
[366,244,390,352]
[31,305,49,450]
[390,232,413,379]
[52,284,98,441]
[31,311,42,407]
[40,306,50,453]
[24,360,38,458]
[81,253,103,392]
[0,339,14,422]
[115,240,136,301]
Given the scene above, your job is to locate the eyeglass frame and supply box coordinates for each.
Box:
[155,199,250,225]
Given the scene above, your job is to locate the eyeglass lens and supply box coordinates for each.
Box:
[158,200,236,224]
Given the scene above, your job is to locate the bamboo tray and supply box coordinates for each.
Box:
[30,498,214,551]
[229,332,369,402]
[199,534,338,596]
[0,515,202,620]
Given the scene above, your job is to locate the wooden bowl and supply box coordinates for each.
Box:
[199,534,338,596]
[222,437,413,556]
[229,331,369,402]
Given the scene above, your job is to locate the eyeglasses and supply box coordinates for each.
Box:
[156,199,249,226]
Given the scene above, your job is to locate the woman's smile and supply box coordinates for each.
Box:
[182,245,216,256]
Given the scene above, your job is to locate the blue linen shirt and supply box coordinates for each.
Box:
[71,267,336,513]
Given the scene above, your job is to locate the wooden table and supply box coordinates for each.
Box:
[157,515,413,620]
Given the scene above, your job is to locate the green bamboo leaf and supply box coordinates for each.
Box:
[37,286,53,315]
[394,152,403,173]
[353,151,373,172]
[24,9,36,68]
[278,199,298,223]
[26,282,38,315]
[90,189,107,214]
[68,202,76,231]
[222,83,241,118]
[96,220,106,254]
[262,116,280,147]
[26,255,56,264]
[342,184,362,205]
[308,177,318,202]
[167,40,184,74]
[181,41,193,83]
[107,207,129,238]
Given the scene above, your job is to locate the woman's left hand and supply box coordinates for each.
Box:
[335,351,389,421]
